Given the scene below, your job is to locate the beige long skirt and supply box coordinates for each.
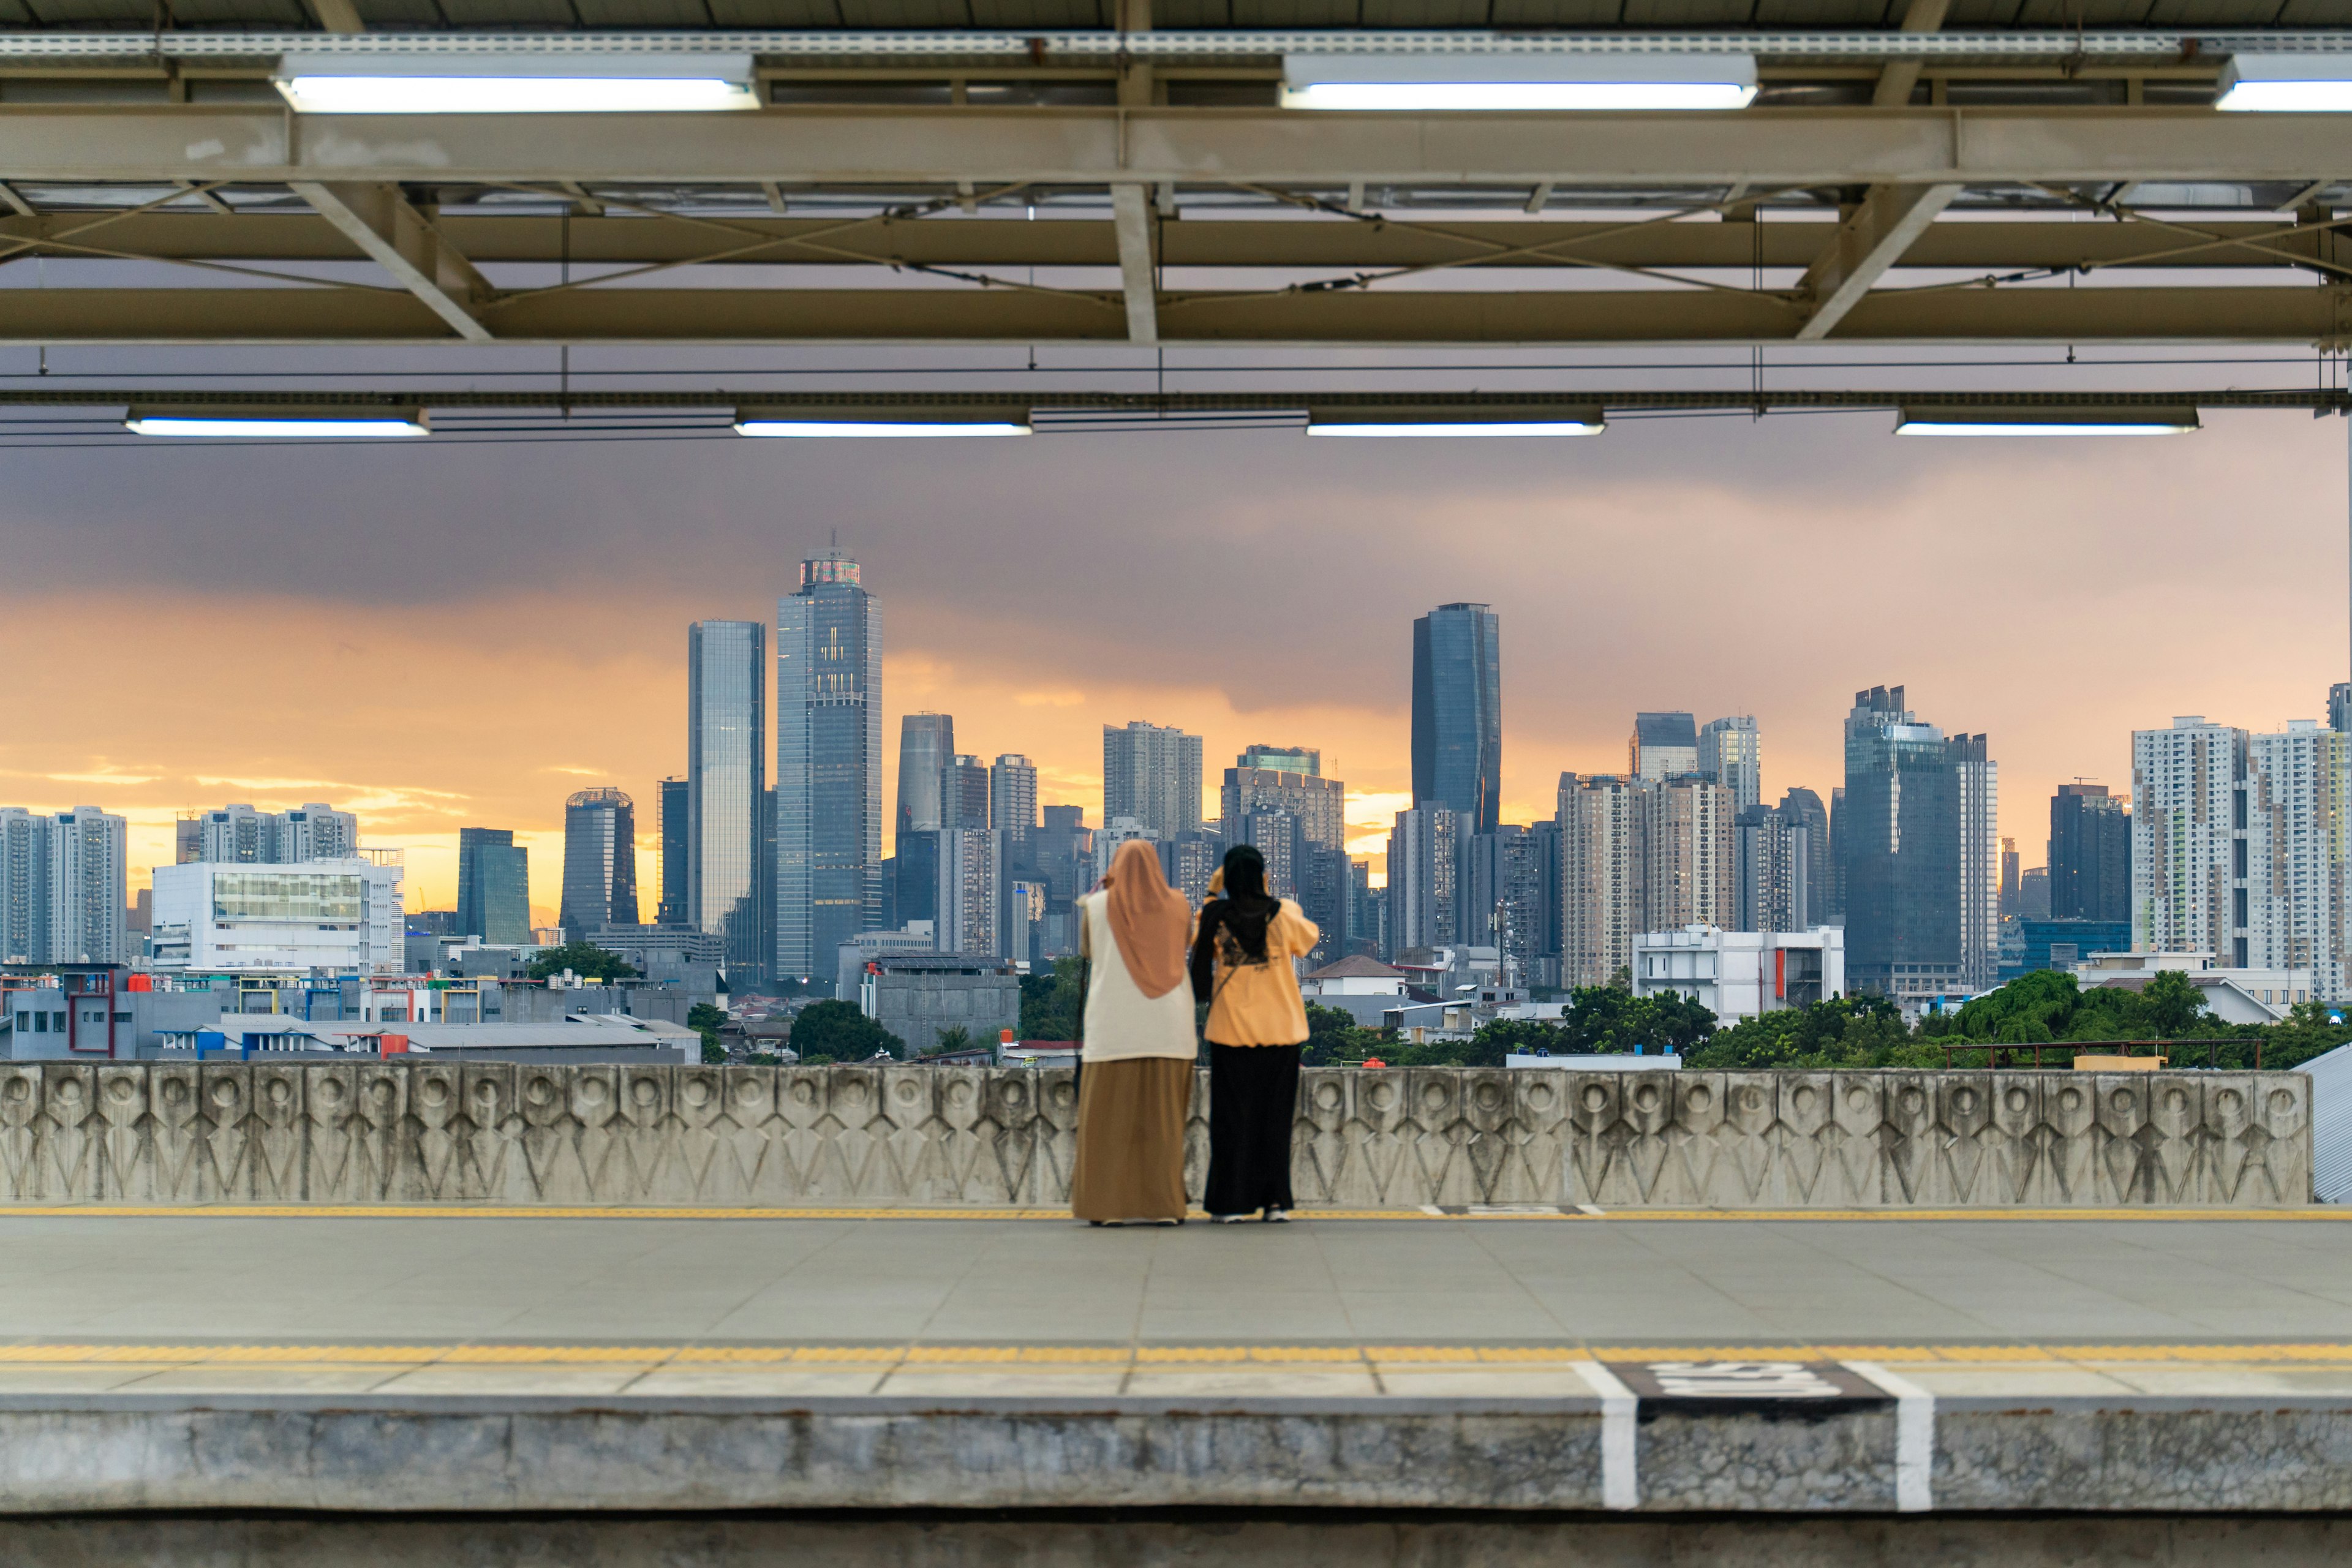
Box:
[1071,1057,1193,1223]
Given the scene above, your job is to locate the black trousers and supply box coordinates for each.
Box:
[1204,1042,1302,1216]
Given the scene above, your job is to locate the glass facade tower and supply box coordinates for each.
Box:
[776,552,883,984]
[690,619,767,984]
[456,827,530,945]
[1411,602,1501,834]
[559,787,637,938]
[896,714,954,839]
[657,777,688,926]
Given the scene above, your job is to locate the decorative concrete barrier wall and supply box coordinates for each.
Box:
[0,1061,2313,1208]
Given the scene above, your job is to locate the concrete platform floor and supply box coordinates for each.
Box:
[4,1207,2351,1384]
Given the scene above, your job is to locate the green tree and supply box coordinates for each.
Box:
[2138,968,2209,1038]
[1302,1002,1387,1066]
[525,941,640,982]
[927,1025,976,1057]
[688,1001,728,1065]
[1019,956,1085,1041]
[788,1000,905,1063]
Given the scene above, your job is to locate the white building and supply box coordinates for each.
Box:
[1631,924,1846,1023]
[150,858,404,974]
[2248,721,2351,1001]
[1298,954,1409,1027]
[2073,950,2312,1024]
[1954,734,2001,992]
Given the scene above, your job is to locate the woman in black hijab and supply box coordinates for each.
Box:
[1191,843,1320,1223]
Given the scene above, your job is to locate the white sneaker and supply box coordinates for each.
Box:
[1212,1213,1250,1224]
[1262,1207,1291,1224]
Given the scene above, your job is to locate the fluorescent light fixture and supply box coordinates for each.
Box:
[733,405,1031,438]
[1307,404,1605,437]
[126,404,429,438]
[273,53,758,115]
[1894,405,2199,437]
[1281,53,1756,111]
[2217,53,2352,111]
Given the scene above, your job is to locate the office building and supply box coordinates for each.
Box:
[1648,774,1737,931]
[151,857,403,973]
[2333,682,2352,735]
[1033,805,1094,909]
[1466,825,1545,984]
[2004,917,2133,980]
[1558,773,1648,988]
[896,713,954,837]
[1630,712,1700,783]
[1842,685,1972,1002]
[1633,925,1844,1023]
[1240,744,1321,775]
[1386,805,1463,954]
[936,827,1003,959]
[990,755,1038,846]
[657,777,688,927]
[689,618,767,980]
[1412,603,1501,832]
[1103,721,1202,842]
[944,754,991,831]
[1735,799,1811,934]
[1525,819,1562,982]
[1698,715,1762,811]
[1780,787,1833,927]
[2019,865,2051,921]
[893,830,941,934]
[455,827,530,945]
[2000,837,2021,918]
[1825,785,1847,922]
[858,953,1021,1058]
[775,551,884,985]
[559,788,637,939]
[2051,783,2132,924]
[1953,733,2000,992]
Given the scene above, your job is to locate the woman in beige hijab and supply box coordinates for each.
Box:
[1070,838,1198,1225]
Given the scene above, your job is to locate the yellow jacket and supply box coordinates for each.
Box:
[1189,896,1320,1046]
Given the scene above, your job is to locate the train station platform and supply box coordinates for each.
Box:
[4,1207,2351,1563]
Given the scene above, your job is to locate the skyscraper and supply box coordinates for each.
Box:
[1239,744,1321,775]
[456,827,530,944]
[2247,721,2351,998]
[1781,787,1833,927]
[1412,603,1501,832]
[1841,685,1995,999]
[0,808,51,964]
[1647,775,1737,931]
[690,619,767,981]
[2133,717,2251,968]
[1558,773,1648,989]
[657,777,688,926]
[1466,825,1545,981]
[559,787,637,938]
[1630,713,1700,782]
[896,714,954,838]
[188,802,359,865]
[2332,682,2352,735]
[775,551,883,984]
[1698,715,1762,812]
[2000,837,2021,918]
[2050,783,2132,924]
[1953,733,2000,991]
[935,827,1003,957]
[1103,721,1202,842]
[990,755,1038,846]
[1386,805,1463,954]
[1735,800,1810,934]
[47,807,128,965]
[944,754,991,831]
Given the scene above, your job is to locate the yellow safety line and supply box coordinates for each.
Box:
[0,1204,2337,1221]
[5,1341,2352,1368]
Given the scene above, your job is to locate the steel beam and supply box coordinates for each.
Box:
[2,213,2343,273]
[0,284,2341,345]
[286,181,495,342]
[1110,183,1158,344]
[4,106,2352,187]
[1796,182,1962,339]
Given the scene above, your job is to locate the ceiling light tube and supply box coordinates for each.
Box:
[2216,53,2352,111]
[273,53,759,115]
[1894,405,2199,436]
[126,404,429,437]
[1281,53,1757,111]
[1306,404,1606,437]
[733,405,1032,438]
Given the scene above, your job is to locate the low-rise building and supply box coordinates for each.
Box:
[1298,954,1409,1027]
[2073,950,2312,1023]
[150,858,404,974]
[1631,924,1845,1023]
[857,952,1022,1059]
[834,922,938,1001]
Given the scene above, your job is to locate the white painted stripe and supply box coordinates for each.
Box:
[1576,1204,1606,1216]
[1844,1360,1934,1513]
[1573,1360,1639,1511]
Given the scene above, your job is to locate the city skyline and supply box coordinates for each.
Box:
[6,412,2345,913]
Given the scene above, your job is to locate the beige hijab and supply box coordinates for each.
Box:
[1099,838,1191,1000]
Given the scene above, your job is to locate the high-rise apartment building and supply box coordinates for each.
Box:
[1242,810,1299,897]
[1103,721,1202,842]
[456,827,530,944]
[1647,775,1737,931]
[1781,787,1833,927]
[559,787,637,938]
[1387,805,1463,953]
[48,807,129,965]
[1630,712,1700,782]
[657,778,688,926]
[775,552,883,984]
[1697,715,1762,810]
[1412,603,1501,833]
[1239,744,1321,775]
[2133,717,2247,964]
[896,714,954,838]
[0,808,51,963]
[689,618,767,981]
[935,827,1003,957]
[944,754,991,831]
[1466,825,1546,981]
[2050,783,2131,923]
[1736,799,1811,933]
[1842,685,1996,1000]
[1220,763,1346,858]
[990,755,1038,846]
[187,802,359,865]
[1558,774,1648,988]
[2247,721,2352,999]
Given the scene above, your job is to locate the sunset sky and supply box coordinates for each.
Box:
[4,389,2345,921]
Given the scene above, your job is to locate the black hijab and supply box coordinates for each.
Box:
[1212,844,1280,962]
